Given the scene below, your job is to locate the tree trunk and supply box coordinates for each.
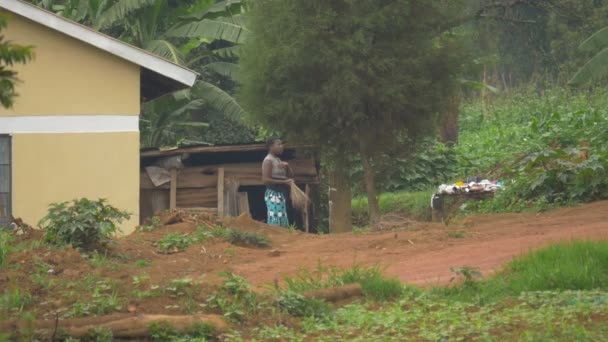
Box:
[359,147,381,225]
[329,159,352,233]
[440,94,460,145]
[482,64,489,121]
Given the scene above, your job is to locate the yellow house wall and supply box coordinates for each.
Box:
[0,12,144,234]
[0,13,140,116]
[12,133,140,234]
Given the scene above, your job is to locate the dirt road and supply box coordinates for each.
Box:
[227,201,608,287]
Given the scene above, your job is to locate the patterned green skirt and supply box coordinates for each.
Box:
[265,189,289,227]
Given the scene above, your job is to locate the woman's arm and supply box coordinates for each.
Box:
[283,161,295,178]
[263,159,293,185]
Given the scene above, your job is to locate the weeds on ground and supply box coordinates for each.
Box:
[156,233,196,253]
[227,229,272,248]
[204,272,260,322]
[277,290,332,318]
[283,263,403,301]
[139,216,162,232]
[0,287,32,313]
[134,259,152,268]
[149,321,215,342]
[352,190,434,225]
[65,280,122,318]
[209,225,272,248]
[448,230,466,239]
[0,230,14,269]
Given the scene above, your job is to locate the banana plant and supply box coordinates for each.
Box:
[569,27,608,86]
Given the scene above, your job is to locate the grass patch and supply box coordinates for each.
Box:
[227,230,272,248]
[0,230,14,269]
[438,240,608,302]
[209,226,272,248]
[0,287,32,313]
[283,264,403,301]
[134,259,152,268]
[448,230,466,239]
[352,190,433,225]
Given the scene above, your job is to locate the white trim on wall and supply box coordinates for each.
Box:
[0,115,139,134]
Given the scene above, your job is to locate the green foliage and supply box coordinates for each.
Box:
[227,229,271,248]
[283,263,402,302]
[439,241,608,302]
[148,321,215,342]
[0,287,32,313]
[82,327,113,342]
[448,231,466,239]
[455,88,608,214]
[139,216,162,232]
[0,14,34,109]
[156,233,196,253]
[207,225,272,248]
[39,198,130,251]
[66,280,122,317]
[0,230,14,269]
[254,289,608,341]
[352,190,433,225]
[204,272,259,322]
[351,140,458,195]
[277,290,332,318]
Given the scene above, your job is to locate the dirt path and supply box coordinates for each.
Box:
[228,201,608,287]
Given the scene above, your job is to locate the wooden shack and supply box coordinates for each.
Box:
[140,144,319,231]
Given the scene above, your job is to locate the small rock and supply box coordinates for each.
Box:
[47,269,55,274]
[127,305,137,313]
[223,260,229,264]
[268,250,281,257]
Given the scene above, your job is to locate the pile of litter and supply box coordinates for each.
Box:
[436,178,504,195]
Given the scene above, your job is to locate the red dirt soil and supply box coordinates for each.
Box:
[225,201,608,287]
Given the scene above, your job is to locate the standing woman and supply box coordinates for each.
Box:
[262,138,294,227]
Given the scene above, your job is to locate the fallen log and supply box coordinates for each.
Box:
[3,314,228,339]
[303,283,363,302]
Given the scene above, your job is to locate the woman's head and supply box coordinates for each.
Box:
[266,137,284,155]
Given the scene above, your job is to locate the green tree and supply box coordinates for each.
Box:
[30,0,249,147]
[240,0,460,225]
[0,15,34,109]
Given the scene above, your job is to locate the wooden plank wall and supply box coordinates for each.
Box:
[140,160,317,222]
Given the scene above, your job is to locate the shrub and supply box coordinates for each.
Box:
[39,199,130,251]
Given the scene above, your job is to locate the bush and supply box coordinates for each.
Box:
[39,199,130,251]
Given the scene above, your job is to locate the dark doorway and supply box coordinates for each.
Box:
[239,185,302,230]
